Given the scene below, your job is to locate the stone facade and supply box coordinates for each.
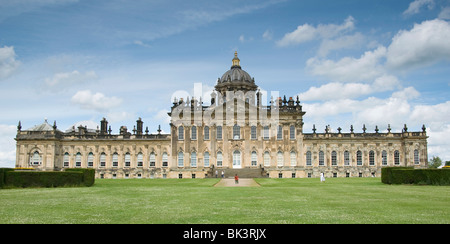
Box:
[15,53,428,178]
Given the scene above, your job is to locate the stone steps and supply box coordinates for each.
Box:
[208,167,268,178]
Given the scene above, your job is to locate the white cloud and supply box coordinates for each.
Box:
[0,45,21,80]
[386,19,450,70]
[439,7,450,20]
[306,46,387,83]
[403,0,435,16]
[133,40,151,48]
[44,70,97,91]
[317,32,365,57]
[262,29,273,40]
[71,90,122,112]
[277,16,355,47]
[299,75,400,102]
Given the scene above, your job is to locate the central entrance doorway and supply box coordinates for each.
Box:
[233,150,241,168]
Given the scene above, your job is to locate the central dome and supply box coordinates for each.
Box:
[215,52,258,94]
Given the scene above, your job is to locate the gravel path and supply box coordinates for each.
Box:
[214,178,260,187]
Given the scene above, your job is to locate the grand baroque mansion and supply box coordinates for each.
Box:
[15,53,428,179]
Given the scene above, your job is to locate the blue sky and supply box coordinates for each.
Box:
[1,0,450,167]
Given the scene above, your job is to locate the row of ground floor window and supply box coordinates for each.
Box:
[27,149,422,168]
[95,168,384,179]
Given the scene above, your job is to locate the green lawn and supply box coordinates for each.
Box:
[0,177,449,224]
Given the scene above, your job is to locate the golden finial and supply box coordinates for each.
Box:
[232,51,240,67]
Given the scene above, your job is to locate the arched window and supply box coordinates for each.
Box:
[162,152,168,167]
[382,150,387,166]
[204,152,210,167]
[100,153,106,167]
[149,152,156,167]
[204,126,210,140]
[137,153,143,167]
[178,152,184,167]
[357,151,362,166]
[124,153,131,167]
[233,150,241,168]
[414,149,419,165]
[63,152,69,167]
[32,151,41,165]
[344,151,350,166]
[178,126,184,140]
[88,152,94,167]
[217,151,223,167]
[264,151,270,166]
[290,151,296,166]
[112,152,119,167]
[251,151,257,166]
[319,151,324,166]
[369,151,375,166]
[75,152,82,167]
[277,151,283,167]
[191,152,197,167]
[394,150,400,165]
[306,151,312,166]
[233,124,240,139]
[331,151,337,166]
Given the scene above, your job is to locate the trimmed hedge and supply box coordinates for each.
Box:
[65,168,95,187]
[382,167,450,185]
[0,168,14,188]
[0,168,95,188]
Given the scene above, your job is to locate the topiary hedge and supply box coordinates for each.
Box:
[382,167,450,185]
[65,168,95,187]
[0,168,95,188]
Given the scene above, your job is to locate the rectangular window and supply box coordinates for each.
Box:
[178,126,184,140]
[87,154,94,167]
[100,153,106,167]
[204,152,210,167]
[306,151,312,166]
[264,152,270,166]
[290,125,295,140]
[251,151,257,166]
[394,150,400,165]
[149,153,156,167]
[263,126,269,140]
[233,125,240,139]
[137,153,143,167]
[382,150,387,166]
[277,125,282,140]
[217,152,223,167]
[331,151,337,166]
[216,126,222,140]
[191,152,197,167]
[204,126,210,140]
[319,151,324,166]
[191,126,197,140]
[369,151,375,166]
[125,153,131,167]
[162,152,168,167]
[251,126,257,140]
[290,152,296,166]
[414,149,419,165]
[357,151,362,166]
[344,151,350,166]
[178,152,184,167]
